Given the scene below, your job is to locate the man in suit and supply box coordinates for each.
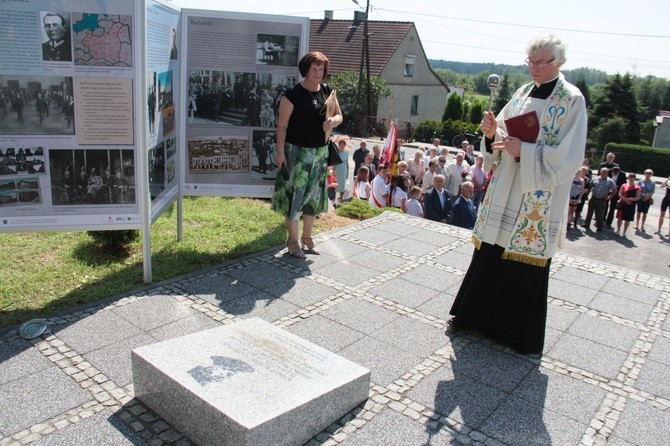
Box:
[424,174,452,223]
[451,181,477,229]
[42,12,72,62]
[598,152,618,177]
[606,166,626,228]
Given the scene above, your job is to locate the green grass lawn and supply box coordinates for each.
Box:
[0,196,356,331]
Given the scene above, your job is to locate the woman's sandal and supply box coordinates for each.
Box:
[301,237,320,255]
[286,240,306,259]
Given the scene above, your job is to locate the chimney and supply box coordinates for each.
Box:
[353,10,367,22]
[324,10,333,20]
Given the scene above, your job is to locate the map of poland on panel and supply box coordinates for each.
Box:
[72,13,133,67]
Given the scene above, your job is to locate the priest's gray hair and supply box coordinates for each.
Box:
[526,34,566,65]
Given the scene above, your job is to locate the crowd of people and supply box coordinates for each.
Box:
[187,73,292,128]
[337,138,486,230]
[576,151,666,238]
[0,87,74,129]
[333,142,668,241]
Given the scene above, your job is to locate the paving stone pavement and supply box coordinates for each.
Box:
[1,211,670,446]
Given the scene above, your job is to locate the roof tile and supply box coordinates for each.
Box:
[309,19,413,76]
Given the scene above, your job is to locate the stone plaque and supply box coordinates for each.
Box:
[132,317,370,446]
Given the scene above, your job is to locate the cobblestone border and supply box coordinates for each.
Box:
[3,212,670,445]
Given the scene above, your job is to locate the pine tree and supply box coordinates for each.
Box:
[493,73,512,114]
[589,73,641,144]
[442,93,463,122]
[575,77,590,109]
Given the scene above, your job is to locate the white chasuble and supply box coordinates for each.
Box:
[473,74,587,266]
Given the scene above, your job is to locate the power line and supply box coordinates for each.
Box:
[375,8,670,39]
[371,7,670,76]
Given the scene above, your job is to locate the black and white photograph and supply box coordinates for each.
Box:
[255,34,299,67]
[49,148,135,206]
[187,71,296,128]
[0,146,46,176]
[188,136,249,174]
[147,71,157,137]
[148,142,165,200]
[40,11,72,62]
[251,130,277,181]
[0,75,75,136]
[165,135,177,185]
[169,27,178,60]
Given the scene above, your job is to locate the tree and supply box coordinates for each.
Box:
[575,77,590,109]
[442,93,463,122]
[433,68,471,90]
[590,116,629,149]
[493,73,512,114]
[327,70,392,135]
[469,100,484,125]
[589,73,640,144]
[427,60,670,149]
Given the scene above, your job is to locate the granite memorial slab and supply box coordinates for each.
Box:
[132,317,370,446]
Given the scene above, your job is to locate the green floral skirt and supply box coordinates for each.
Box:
[271,142,329,221]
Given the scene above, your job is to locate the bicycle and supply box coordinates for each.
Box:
[451,131,481,148]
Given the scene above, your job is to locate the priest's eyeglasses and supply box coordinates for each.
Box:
[525,57,555,68]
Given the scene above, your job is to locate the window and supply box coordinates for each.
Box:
[404,55,415,77]
[410,95,419,115]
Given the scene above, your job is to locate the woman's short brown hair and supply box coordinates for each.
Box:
[298,51,329,77]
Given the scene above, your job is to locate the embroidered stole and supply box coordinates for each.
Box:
[473,78,573,267]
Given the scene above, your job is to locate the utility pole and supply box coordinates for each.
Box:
[353,0,371,135]
[364,0,371,135]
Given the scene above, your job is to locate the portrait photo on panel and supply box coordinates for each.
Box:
[40,11,72,62]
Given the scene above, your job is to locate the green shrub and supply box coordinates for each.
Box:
[412,119,442,143]
[335,199,400,220]
[603,143,670,177]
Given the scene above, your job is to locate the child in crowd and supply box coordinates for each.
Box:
[391,172,410,213]
[327,168,338,204]
[405,186,423,218]
[353,165,371,199]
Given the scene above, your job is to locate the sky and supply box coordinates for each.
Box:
[172,0,670,80]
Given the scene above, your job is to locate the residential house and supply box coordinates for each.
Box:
[309,11,451,137]
[653,110,670,149]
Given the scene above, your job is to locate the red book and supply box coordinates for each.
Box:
[505,111,539,161]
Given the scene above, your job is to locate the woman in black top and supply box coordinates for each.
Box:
[271,51,342,258]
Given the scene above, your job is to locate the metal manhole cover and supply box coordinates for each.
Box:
[18,319,48,339]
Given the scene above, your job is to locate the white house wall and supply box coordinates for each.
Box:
[375,27,448,127]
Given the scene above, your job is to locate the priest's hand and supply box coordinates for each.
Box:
[480,110,497,139]
[491,137,522,159]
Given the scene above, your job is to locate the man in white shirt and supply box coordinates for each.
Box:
[369,164,390,208]
[423,146,437,170]
[469,154,486,210]
[445,151,470,199]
